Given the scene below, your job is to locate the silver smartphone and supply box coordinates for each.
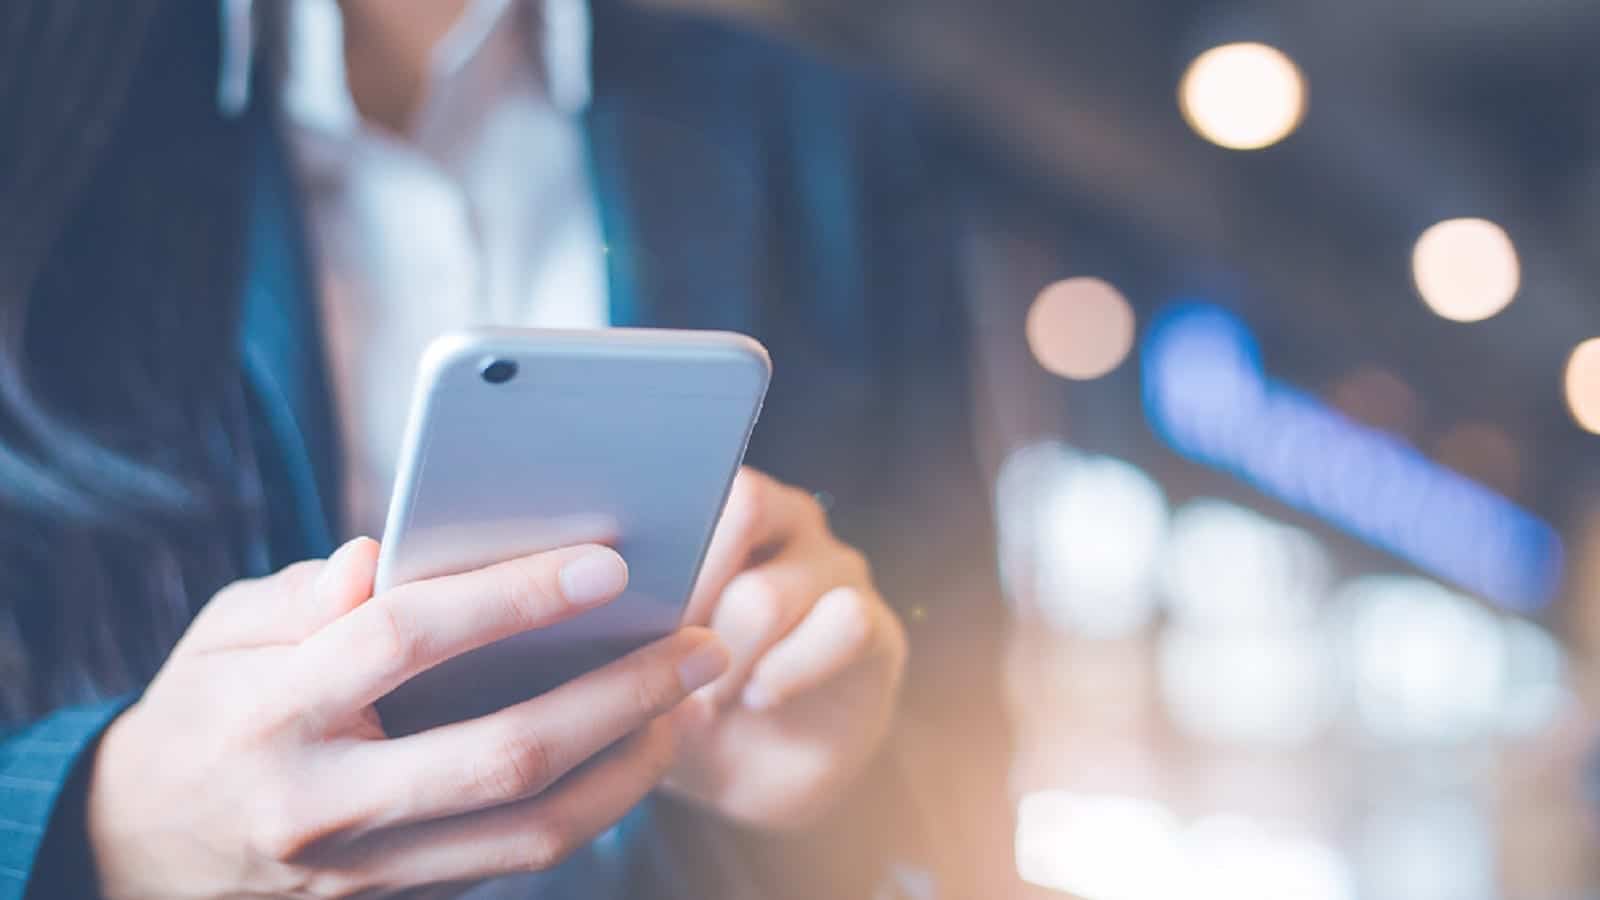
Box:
[372,327,770,735]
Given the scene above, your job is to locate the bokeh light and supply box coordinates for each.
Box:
[1016,791,1182,898]
[1337,576,1507,743]
[1434,421,1521,499]
[1327,366,1421,438]
[1356,797,1495,900]
[995,443,1170,637]
[1498,618,1569,737]
[1159,628,1335,746]
[1026,277,1137,380]
[994,441,1064,604]
[1411,218,1520,322]
[1144,302,1563,613]
[1037,453,1168,637]
[1562,337,1600,434]
[1160,500,1328,630]
[1017,793,1353,900]
[1185,816,1354,900]
[1178,42,1307,150]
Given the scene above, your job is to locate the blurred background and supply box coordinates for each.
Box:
[650,1,1600,897]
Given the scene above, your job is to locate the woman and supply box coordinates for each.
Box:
[0,2,949,897]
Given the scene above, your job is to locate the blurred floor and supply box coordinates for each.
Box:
[1003,607,1600,900]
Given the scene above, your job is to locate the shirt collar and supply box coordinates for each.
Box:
[280,0,592,137]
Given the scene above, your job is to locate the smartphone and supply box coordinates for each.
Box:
[372,327,770,736]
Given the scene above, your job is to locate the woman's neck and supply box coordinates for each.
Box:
[338,0,472,134]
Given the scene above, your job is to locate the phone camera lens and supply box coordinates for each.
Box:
[480,359,518,385]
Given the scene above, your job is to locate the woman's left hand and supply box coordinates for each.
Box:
[667,468,908,828]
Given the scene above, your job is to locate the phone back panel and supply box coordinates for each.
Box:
[373,328,769,735]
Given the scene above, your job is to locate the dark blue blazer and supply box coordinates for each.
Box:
[0,4,1003,898]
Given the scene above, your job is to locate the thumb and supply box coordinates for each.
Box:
[181,538,379,653]
[299,536,381,635]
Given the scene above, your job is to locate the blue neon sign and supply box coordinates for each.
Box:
[1142,303,1563,612]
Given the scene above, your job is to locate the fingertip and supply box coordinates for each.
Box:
[681,619,747,708]
[341,536,382,576]
[677,624,724,647]
[318,536,378,612]
[688,627,733,677]
[818,586,875,654]
[350,536,384,572]
[676,628,731,693]
[327,535,375,566]
[741,681,778,712]
[716,574,787,654]
[557,545,629,608]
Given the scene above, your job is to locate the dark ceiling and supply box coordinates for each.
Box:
[653,0,1600,525]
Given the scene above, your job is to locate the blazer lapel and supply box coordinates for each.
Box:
[584,0,768,333]
[240,112,343,563]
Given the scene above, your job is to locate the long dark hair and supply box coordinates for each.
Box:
[0,1,272,720]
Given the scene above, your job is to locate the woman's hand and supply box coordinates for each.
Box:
[669,469,908,828]
[87,538,729,900]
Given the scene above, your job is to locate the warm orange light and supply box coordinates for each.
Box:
[1435,421,1521,498]
[1025,278,1136,381]
[1412,218,1519,322]
[1327,366,1419,437]
[1179,43,1306,150]
[1565,338,1600,435]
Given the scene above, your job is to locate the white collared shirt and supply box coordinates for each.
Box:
[284,0,609,539]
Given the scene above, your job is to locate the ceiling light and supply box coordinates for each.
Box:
[1179,42,1307,150]
[1563,338,1600,434]
[1026,277,1137,381]
[1411,218,1519,323]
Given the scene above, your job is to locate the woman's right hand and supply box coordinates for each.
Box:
[86,537,729,900]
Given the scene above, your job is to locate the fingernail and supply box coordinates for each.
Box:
[558,549,628,607]
[316,537,363,593]
[741,682,774,711]
[678,640,730,693]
